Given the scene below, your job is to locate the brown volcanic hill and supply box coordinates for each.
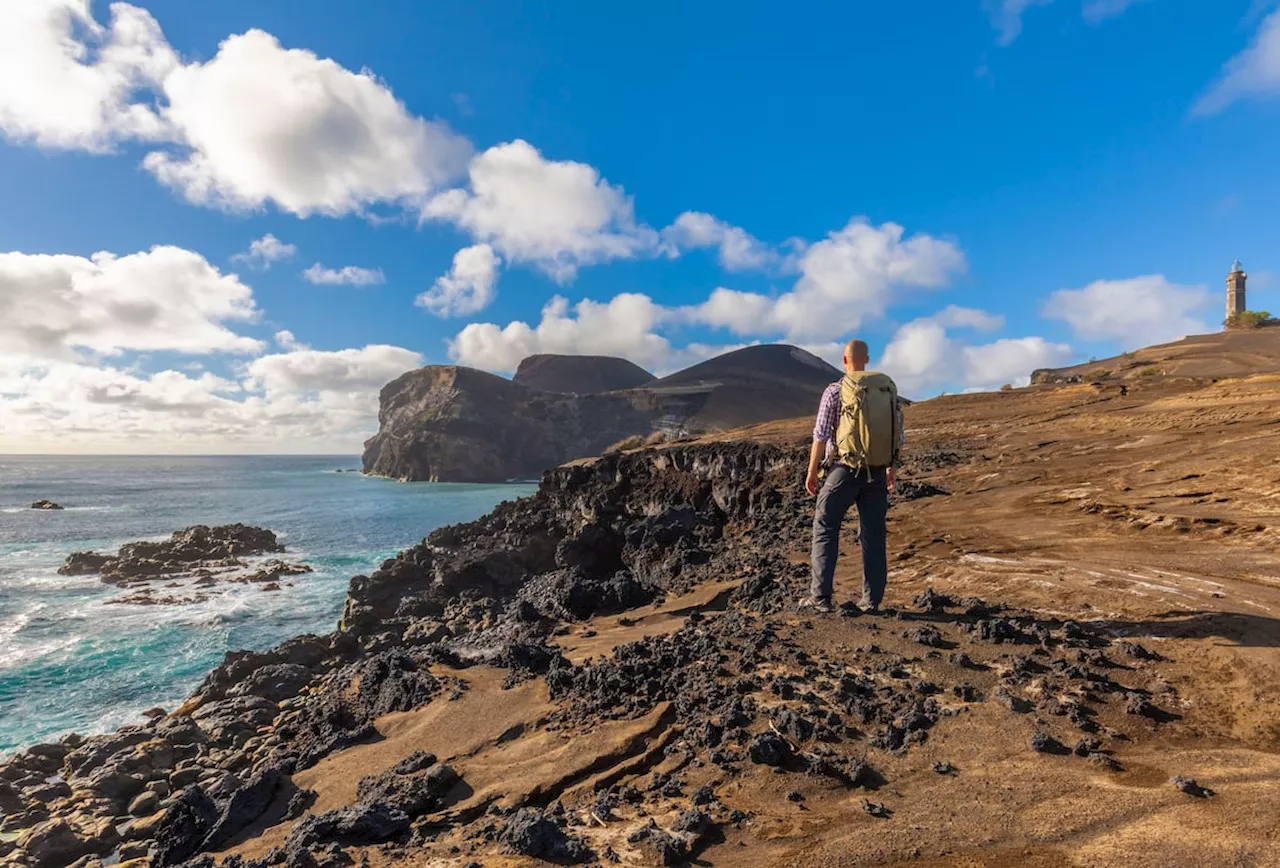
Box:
[18,367,1280,868]
[1032,325,1280,384]
[512,353,657,394]
[362,344,840,482]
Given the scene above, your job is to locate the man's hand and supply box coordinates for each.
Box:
[806,439,826,497]
[886,466,896,492]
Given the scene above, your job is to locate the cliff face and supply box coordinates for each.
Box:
[362,345,839,482]
[360,366,669,482]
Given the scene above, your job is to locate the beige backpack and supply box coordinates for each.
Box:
[835,372,899,470]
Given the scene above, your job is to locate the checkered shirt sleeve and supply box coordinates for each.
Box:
[812,382,841,444]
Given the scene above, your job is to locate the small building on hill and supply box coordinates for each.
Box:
[1226,258,1247,322]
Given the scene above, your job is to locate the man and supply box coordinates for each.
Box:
[802,339,904,614]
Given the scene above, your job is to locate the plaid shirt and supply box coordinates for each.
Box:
[813,379,906,464]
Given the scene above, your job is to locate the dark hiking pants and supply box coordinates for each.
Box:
[810,464,890,607]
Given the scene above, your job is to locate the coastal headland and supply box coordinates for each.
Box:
[3,338,1280,867]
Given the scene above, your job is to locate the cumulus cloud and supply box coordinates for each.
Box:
[232,233,296,269]
[1193,8,1280,116]
[450,294,671,372]
[243,345,421,397]
[985,0,1055,45]
[422,140,659,282]
[0,344,423,453]
[0,245,262,361]
[416,243,501,317]
[274,329,307,351]
[144,29,471,215]
[1082,0,1150,24]
[0,4,471,216]
[880,308,1073,395]
[661,211,778,272]
[0,0,177,151]
[448,294,737,374]
[1042,274,1214,348]
[684,219,967,341]
[302,264,385,286]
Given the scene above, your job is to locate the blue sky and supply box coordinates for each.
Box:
[1,0,1278,452]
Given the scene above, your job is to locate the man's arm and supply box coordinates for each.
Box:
[806,384,839,496]
[805,439,825,497]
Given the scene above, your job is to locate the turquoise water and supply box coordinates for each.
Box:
[0,455,536,755]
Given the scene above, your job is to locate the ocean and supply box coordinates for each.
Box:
[0,455,536,755]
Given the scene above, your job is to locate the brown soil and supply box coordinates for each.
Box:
[231,372,1280,867]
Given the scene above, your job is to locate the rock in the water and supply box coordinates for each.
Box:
[30,500,64,510]
[59,524,286,584]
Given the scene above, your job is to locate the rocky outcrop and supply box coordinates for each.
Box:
[58,525,297,587]
[513,353,656,393]
[362,345,839,482]
[30,500,63,510]
[0,430,1196,868]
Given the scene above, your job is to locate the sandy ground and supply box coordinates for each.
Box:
[226,372,1280,867]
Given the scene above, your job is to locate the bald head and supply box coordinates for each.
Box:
[843,339,870,373]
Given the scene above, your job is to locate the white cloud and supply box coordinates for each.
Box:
[0,237,422,453]
[1042,274,1214,348]
[232,233,296,269]
[661,211,778,272]
[0,245,262,361]
[0,5,472,216]
[448,294,737,374]
[0,344,423,454]
[416,243,501,317]
[244,345,421,397]
[450,294,671,372]
[961,336,1075,389]
[302,264,385,286]
[985,0,1055,45]
[0,0,176,151]
[932,304,1005,331]
[880,309,1072,395]
[1082,0,1150,24]
[145,29,471,216]
[1193,8,1280,116]
[422,139,659,282]
[274,329,307,351]
[684,219,967,341]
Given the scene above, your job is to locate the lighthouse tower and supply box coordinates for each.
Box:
[1226,259,1247,323]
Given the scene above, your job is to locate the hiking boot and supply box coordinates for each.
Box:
[799,596,834,614]
[859,599,882,615]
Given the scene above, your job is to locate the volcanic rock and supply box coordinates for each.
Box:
[58,524,288,586]
[284,803,412,851]
[30,500,64,510]
[361,346,839,482]
[498,808,592,863]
